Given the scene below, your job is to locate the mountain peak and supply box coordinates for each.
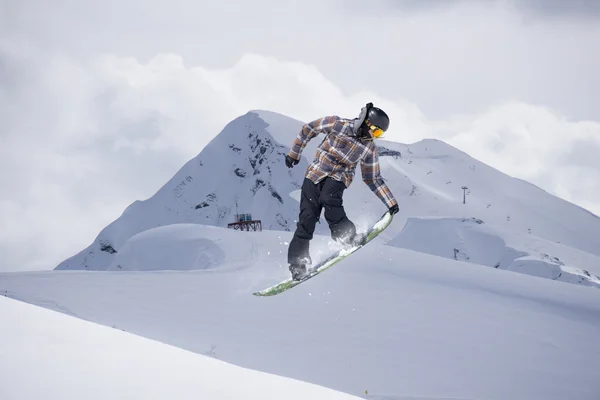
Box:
[55,110,307,271]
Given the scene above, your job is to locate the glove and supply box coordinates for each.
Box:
[285,155,299,168]
[389,204,399,215]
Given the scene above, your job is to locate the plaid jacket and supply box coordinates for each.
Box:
[288,115,398,209]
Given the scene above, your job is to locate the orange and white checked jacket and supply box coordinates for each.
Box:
[288,115,398,209]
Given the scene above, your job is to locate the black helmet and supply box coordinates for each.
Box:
[366,106,390,132]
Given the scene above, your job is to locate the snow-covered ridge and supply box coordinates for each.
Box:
[388,216,600,287]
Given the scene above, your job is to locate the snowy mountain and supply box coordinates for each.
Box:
[55,110,306,271]
[0,295,362,400]
[55,109,600,287]
[4,108,600,399]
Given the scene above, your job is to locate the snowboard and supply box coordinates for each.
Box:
[253,211,394,296]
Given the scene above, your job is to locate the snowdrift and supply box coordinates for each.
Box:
[105,222,345,272]
[388,216,600,287]
[106,224,260,271]
[0,295,361,400]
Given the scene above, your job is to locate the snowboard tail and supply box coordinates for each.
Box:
[253,211,394,296]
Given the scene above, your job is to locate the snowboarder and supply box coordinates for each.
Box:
[285,102,400,280]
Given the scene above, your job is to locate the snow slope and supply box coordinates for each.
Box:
[4,223,600,400]
[105,223,263,271]
[0,295,361,400]
[54,109,600,288]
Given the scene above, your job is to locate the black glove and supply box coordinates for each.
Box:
[389,204,399,215]
[285,155,299,168]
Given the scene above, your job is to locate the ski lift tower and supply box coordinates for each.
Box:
[461,186,469,204]
[227,202,262,232]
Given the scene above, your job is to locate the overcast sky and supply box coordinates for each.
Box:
[1,0,599,272]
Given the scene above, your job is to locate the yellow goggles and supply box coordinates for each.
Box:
[368,122,385,138]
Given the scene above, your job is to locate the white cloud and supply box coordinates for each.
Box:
[435,102,600,212]
[1,0,599,272]
[5,0,600,120]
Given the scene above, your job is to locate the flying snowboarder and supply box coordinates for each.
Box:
[284,102,400,281]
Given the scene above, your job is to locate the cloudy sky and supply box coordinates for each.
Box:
[1,0,599,272]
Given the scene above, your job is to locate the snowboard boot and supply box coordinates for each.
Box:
[350,232,367,246]
[335,231,366,249]
[289,263,308,281]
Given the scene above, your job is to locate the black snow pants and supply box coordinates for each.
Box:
[287,177,356,266]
